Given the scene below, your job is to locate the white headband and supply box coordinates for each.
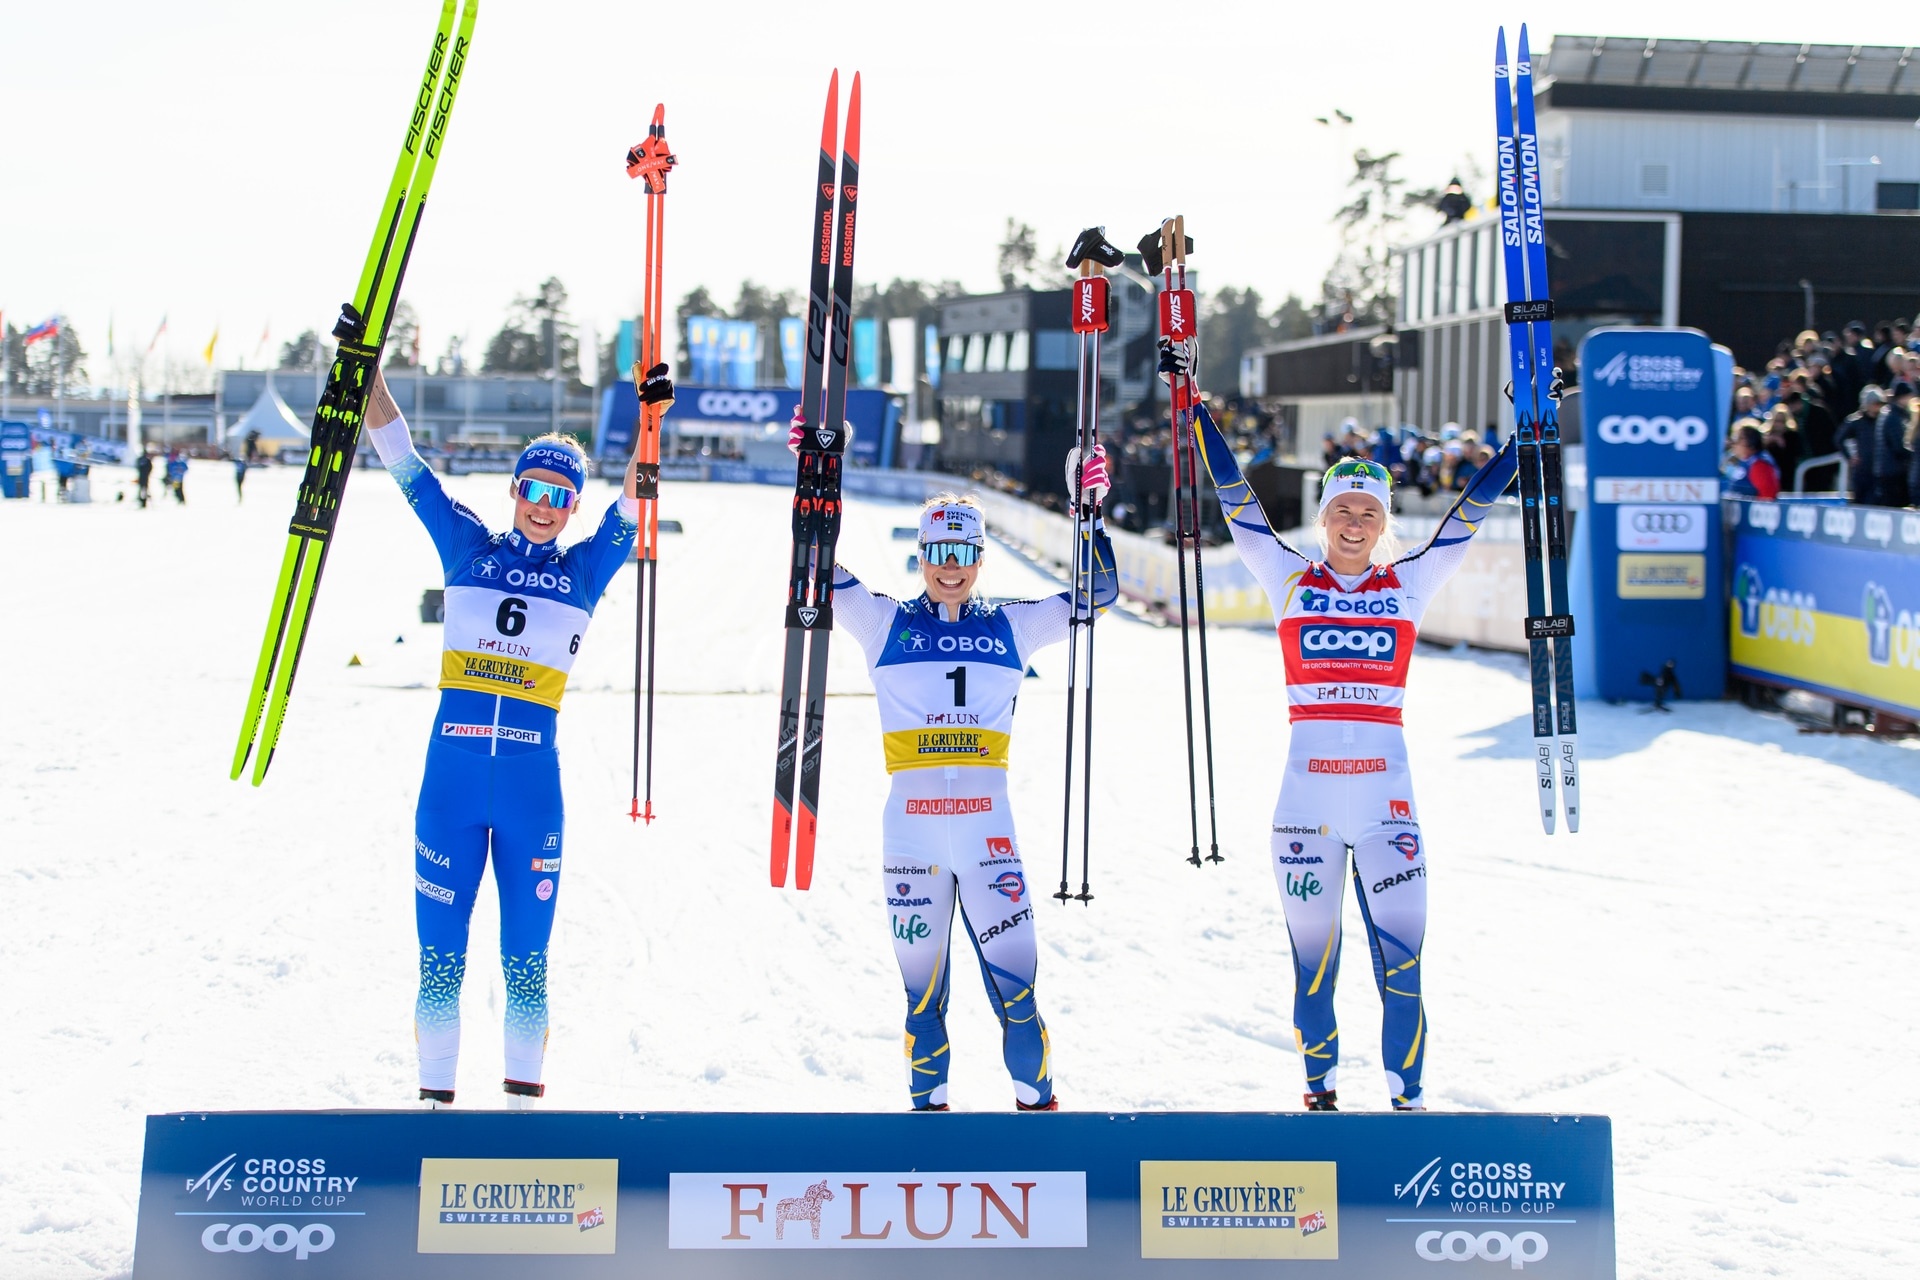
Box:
[920,502,984,547]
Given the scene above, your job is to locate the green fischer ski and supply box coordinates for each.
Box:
[231,0,478,785]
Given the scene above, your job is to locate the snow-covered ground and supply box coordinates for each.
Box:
[4,463,1917,1278]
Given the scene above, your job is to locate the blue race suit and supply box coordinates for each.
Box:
[832,516,1115,1109]
[369,414,636,1092]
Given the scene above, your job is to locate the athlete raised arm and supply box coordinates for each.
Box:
[1190,372,1515,1113]
[363,362,672,1109]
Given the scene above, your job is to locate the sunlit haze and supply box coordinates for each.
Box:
[4,0,1913,376]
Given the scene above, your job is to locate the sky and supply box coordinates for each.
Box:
[6,0,1920,386]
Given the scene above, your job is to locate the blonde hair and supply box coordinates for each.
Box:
[920,491,981,517]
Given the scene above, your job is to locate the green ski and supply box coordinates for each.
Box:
[232,0,478,785]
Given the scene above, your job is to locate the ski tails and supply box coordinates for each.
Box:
[773,71,859,889]
[1496,24,1580,833]
[233,0,477,785]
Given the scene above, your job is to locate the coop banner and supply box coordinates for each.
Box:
[1729,497,1920,718]
[135,1109,1613,1278]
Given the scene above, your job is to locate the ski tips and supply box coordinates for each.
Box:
[651,102,665,132]
[844,72,861,163]
[1496,25,1508,66]
[819,70,840,154]
[1517,23,1532,65]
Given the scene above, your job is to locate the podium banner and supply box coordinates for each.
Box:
[135,1110,1613,1278]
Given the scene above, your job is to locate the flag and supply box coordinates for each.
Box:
[253,321,271,361]
[203,326,219,365]
[146,315,168,358]
[108,314,116,358]
[23,316,61,345]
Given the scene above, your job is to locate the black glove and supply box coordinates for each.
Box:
[638,362,674,411]
[1066,226,1125,270]
[1157,336,1195,381]
[1137,225,1195,276]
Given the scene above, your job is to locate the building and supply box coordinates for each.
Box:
[932,258,1178,490]
[1392,35,1920,435]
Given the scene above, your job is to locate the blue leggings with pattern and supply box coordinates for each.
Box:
[412,735,564,1092]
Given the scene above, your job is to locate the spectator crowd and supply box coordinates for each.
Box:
[1724,319,1920,508]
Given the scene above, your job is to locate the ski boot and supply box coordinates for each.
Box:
[503,1079,544,1111]
[419,1088,455,1110]
[1017,1097,1060,1112]
[1303,1090,1338,1112]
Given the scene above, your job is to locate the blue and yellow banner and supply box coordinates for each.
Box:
[1728,498,1920,718]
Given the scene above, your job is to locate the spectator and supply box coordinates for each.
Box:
[233,455,249,504]
[1762,405,1803,485]
[1877,382,1916,507]
[1835,386,1885,505]
[1731,384,1757,423]
[164,448,188,504]
[1724,423,1780,500]
[133,449,153,508]
[1782,387,1840,491]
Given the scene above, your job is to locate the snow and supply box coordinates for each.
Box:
[4,464,1918,1279]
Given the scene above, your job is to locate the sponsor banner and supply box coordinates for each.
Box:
[1737,494,1920,557]
[1730,512,1920,719]
[1615,504,1707,551]
[1578,328,1727,701]
[135,1080,1613,1278]
[666,1171,1086,1249]
[1616,553,1706,599]
[417,1159,617,1254]
[1140,1160,1338,1260]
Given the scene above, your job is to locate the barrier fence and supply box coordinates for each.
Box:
[133,1110,1614,1278]
[1727,497,1920,720]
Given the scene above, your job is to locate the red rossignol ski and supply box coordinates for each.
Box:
[771,70,861,889]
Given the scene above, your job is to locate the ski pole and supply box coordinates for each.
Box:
[1167,219,1223,865]
[626,104,675,823]
[1056,286,1089,905]
[1152,217,1203,868]
[1076,289,1104,904]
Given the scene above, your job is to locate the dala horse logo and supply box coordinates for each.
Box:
[775,1179,835,1240]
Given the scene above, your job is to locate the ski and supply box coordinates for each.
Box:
[1496,25,1579,833]
[626,104,676,825]
[231,0,478,785]
[1513,27,1581,832]
[771,70,860,890]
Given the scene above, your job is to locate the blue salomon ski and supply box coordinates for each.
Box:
[1495,25,1580,834]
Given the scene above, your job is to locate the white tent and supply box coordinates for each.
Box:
[225,377,309,450]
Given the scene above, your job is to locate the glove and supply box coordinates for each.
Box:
[1157,337,1195,383]
[638,362,674,411]
[1065,443,1111,507]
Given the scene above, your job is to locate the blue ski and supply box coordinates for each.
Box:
[1495,25,1580,834]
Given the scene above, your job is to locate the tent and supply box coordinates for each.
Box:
[225,377,310,451]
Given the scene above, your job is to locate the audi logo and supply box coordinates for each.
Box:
[694,390,780,419]
[1630,512,1695,534]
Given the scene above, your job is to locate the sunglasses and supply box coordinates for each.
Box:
[1324,458,1393,487]
[920,541,981,567]
[514,476,578,510]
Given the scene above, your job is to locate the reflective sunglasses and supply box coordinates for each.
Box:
[513,476,579,509]
[1324,457,1393,488]
[920,540,982,567]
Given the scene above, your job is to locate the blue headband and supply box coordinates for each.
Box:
[514,442,585,491]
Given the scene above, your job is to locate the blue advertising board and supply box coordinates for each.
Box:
[133,1110,1613,1278]
[1574,328,1726,701]
[1,420,30,498]
[599,384,890,468]
[1728,497,1920,718]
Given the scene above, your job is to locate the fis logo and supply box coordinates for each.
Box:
[1300,625,1397,659]
[1590,352,1629,386]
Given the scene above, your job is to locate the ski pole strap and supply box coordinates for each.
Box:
[1503,299,1554,323]
[1525,613,1575,641]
